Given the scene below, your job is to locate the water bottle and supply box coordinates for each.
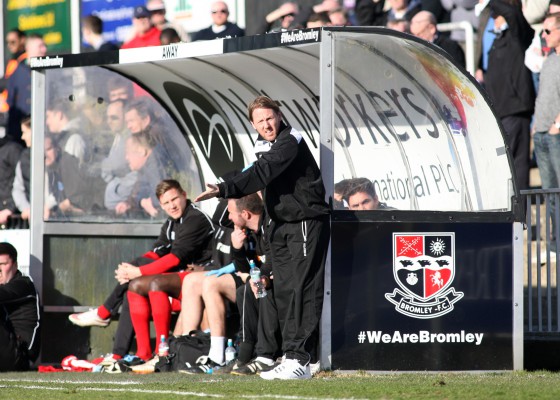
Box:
[158,334,169,357]
[249,259,267,298]
[225,338,237,365]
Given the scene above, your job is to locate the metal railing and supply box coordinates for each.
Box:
[521,189,560,335]
[437,21,475,75]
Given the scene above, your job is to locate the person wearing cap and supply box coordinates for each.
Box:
[146,0,189,42]
[191,1,245,41]
[121,5,161,49]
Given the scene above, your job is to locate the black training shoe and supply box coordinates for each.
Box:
[231,358,275,376]
[178,356,224,375]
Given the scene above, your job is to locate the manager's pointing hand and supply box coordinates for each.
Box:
[194,183,220,202]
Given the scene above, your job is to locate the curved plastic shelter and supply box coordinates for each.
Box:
[30,27,523,370]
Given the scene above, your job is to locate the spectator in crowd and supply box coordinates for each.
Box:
[0,122,24,225]
[410,11,466,65]
[44,134,104,218]
[258,0,342,33]
[69,179,214,365]
[483,0,535,192]
[524,0,560,91]
[121,6,161,49]
[102,100,130,182]
[7,34,46,142]
[354,0,386,26]
[422,0,451,24]
[160,27,181,45]
[256,1,301,33]
[0,29,27,125]
[115,132,169,218]
[387,17,411,32]
[107,75,134,103]
[191,1,245,41]
[12,117,32,221]
[474,0,495,84]
[123,96,181,175]
[147,0,189,42]
[195,95,330,380]
[378,0,422,27]
[329,7,350,26]
[102,100,138,211]
[180,194,264,374]
[82,15,119,52]
[0,242,40,372]
[306,12,332,28]
[45,100,88,163]
[532,12,560,235]
[345,178,394,210]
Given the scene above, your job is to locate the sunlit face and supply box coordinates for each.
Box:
[149,0,167,26]
[26,37,47,58]
[125,138,149,171]
[125,109,150,134]
[348,191,379,211]
[410,18,434,41]
[543,17,560,49]
[21,124,32,147]
[6,32,24,54]
[329,11,347,27]
[44,137,57,167]
[211,1,229,26]
[389,0,408,11]
[251,107,282,142]
[133,16,152,35]
[0,254,17,285]
[107,102,125,133]
[159,188,188,219]
[45,110,63,133]
[227,199,247,229]
[109,87,130,102]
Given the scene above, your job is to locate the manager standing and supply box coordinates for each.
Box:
[195,95,330,380]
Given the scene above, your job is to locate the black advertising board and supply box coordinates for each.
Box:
[331,221,513,370]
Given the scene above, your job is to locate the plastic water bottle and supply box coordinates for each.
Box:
[225,338,237,365]
[158,334,169,357]
[249,259,267,298]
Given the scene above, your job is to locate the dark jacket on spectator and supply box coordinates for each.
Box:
[0,137,23,211]
[434,33,466,66]
[484,0,535,118]
[192,22,244,41]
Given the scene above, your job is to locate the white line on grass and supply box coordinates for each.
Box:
[0,383,367,400]
[0,378,138,385]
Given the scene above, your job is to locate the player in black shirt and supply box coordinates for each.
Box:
[0,242,40,371]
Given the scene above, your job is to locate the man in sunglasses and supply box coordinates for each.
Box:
[191,1,245,41]
[532,11,560,243]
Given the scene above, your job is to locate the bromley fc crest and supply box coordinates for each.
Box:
[385,233,464,319]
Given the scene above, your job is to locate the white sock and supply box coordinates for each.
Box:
[209,336,226,364]
[255,356,274,366]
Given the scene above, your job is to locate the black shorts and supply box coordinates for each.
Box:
[231,272,244,289]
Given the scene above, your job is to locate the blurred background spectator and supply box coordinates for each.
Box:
[191,1,245,41]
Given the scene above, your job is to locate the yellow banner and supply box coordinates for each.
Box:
[7,0,65,11]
